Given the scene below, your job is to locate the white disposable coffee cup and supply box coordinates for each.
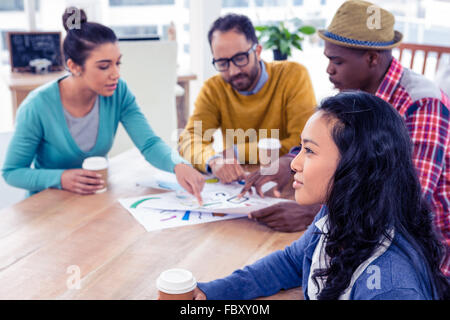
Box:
[82,156,108,193]
[258,138,281,167]
[156,268,197,300]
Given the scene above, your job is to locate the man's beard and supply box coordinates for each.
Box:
[227,62,260,92]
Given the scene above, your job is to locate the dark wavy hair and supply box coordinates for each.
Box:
[312,91,449,300]
[208,13,258,46]
[62,7,117,67]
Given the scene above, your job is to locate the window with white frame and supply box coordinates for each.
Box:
[0,0,35,65]
[218,0,450,100]
[0,0,191,67]
[219,0,450,48]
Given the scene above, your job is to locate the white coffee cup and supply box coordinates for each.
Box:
[258,138,281,167]
[82,156,108,193]
[156,268,197,300]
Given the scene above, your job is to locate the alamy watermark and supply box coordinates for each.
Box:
[66,265,81,290]
[174,121,281,175]
[366,265,381,290]
[366,5,382,30]
[65,7,82,30]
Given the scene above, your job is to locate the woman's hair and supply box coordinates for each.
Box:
[62,7,117,67]
[312,91,449,300]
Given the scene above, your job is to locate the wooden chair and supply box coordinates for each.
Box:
[397,43,450,75]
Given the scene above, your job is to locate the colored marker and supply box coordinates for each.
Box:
[202,202,222,207]
[182,211,191,221]
[160,215,177,222]
[212,213,226,217]
[130,197,161,209]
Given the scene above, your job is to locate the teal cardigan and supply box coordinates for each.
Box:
[2,76,187,194]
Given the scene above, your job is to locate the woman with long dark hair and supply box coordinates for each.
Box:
[193,91,449,300]
[2,7,204,202]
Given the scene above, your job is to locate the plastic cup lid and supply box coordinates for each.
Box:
[156,268,197,295]
[258,138,281,150]
[82,157,108,170]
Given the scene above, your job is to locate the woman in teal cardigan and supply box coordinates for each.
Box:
[2,8,205,202]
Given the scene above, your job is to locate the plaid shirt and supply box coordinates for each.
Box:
[376,58,449,276]
[289,58,450,276]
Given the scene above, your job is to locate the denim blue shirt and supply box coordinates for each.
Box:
[198,206,437,300]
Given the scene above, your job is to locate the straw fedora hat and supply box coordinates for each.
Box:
[318,0,403,50]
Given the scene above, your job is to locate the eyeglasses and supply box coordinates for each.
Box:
[212,44,257,72]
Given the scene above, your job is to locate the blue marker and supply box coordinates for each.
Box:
[182,211,191,221]
[238,180,246,185]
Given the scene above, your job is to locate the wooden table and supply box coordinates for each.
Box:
[1,70,197,127]
[0,148,304,300]
[1,70,68,121]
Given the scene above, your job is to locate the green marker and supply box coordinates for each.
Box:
[205,178,219,183]
[201,202,222,207]
[130,197,161,209]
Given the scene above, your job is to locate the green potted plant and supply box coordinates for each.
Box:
[255,20,316,61]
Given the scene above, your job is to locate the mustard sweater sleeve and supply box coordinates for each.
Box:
[178,79,220,172]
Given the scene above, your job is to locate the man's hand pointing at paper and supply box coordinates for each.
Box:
[239,155,321,232]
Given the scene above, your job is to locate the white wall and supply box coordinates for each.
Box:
[109,40,178,157]
[189,0,221,115]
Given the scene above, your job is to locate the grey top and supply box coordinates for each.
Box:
[400,67,442,102]
[63,97,99,152]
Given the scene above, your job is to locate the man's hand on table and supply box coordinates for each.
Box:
[209,150,319,233]
[239,155,294,198]
[209,147,245,184]
[249,202,322,232]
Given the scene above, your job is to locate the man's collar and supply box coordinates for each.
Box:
[238,61,268,96]
[375,57,404,102]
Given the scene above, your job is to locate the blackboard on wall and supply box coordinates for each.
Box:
[7,32,63,72]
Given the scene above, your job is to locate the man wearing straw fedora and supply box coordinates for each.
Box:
[242,0,450,277]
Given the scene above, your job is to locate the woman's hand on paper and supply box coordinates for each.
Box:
[174,163,205,205]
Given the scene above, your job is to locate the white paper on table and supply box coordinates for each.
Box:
[122,189,292,215]
[136,171,184,191]
[119,197,245,231]
[136,170,281,205]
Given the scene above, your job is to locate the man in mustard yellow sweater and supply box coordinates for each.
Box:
[179,14,316,187]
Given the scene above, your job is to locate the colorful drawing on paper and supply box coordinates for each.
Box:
[130,197,162,209]
[118,196,246,231]
[182,211,190,221]
[133,189,287,215]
